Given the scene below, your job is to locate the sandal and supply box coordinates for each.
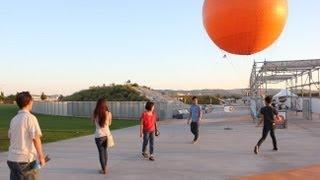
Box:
[149,156,155,161]
[142,152,149,158]
[99,168,108,175]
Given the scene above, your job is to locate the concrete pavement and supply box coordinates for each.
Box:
[1,111,320,180]
[239,164,320,180]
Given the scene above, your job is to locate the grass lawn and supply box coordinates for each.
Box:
[0,104,139,152]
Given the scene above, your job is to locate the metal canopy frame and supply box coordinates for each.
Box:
[249,59,320,120]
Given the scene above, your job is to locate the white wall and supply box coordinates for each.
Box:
[32,101,174,120]
[312,98,320,114]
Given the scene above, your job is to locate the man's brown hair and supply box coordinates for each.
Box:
[16,91,33,109]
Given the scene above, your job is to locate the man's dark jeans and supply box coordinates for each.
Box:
[95,136,108,170]
[257,125,277,149]
[190,122,199,141]
[142,132,154,155]
[7,160,39,180]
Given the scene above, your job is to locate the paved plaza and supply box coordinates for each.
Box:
[1,111,320,180]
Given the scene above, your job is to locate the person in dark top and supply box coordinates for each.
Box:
[254,96,279,154]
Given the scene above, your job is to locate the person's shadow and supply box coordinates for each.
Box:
[43,167,98,175]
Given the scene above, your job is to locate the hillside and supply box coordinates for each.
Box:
[157,88,282,97]
[132,86,188,108]
[63,85,148,101]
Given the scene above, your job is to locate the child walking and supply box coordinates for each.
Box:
[140,101,159,161]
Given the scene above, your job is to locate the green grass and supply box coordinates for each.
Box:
[0,104,139,152]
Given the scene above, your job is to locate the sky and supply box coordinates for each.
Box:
[0,0,320,95]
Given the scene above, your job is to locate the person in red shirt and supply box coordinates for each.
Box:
[140,101,158,161]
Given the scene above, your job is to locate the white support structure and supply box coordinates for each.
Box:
[249,59,320,120]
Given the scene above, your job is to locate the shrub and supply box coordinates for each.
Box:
[63,85,148,101]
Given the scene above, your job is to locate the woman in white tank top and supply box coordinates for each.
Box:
[94,111,112,138]
[92,98,112,175]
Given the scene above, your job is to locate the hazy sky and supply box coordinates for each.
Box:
[1,0,320,95]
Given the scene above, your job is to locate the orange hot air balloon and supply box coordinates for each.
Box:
[203,0,288,55]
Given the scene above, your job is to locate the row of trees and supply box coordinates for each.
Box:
[89,81,151,90]
[0,92,17,104]
[179,95,221,105]
[0,92,5,103]
[179,94,241,105]
[1,81,144,104]
[0,92,50,104]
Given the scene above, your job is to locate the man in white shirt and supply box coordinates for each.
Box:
[7,92,46,180]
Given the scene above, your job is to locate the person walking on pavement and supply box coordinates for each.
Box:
[187,96,202,144]
[254,95,279,154]
[7,92,46,180]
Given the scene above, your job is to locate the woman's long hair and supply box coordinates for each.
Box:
[93,98,109,127]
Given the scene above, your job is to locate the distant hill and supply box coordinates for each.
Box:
[62,83,285,102]
[63,85,148,101]
[157,89,282,97]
